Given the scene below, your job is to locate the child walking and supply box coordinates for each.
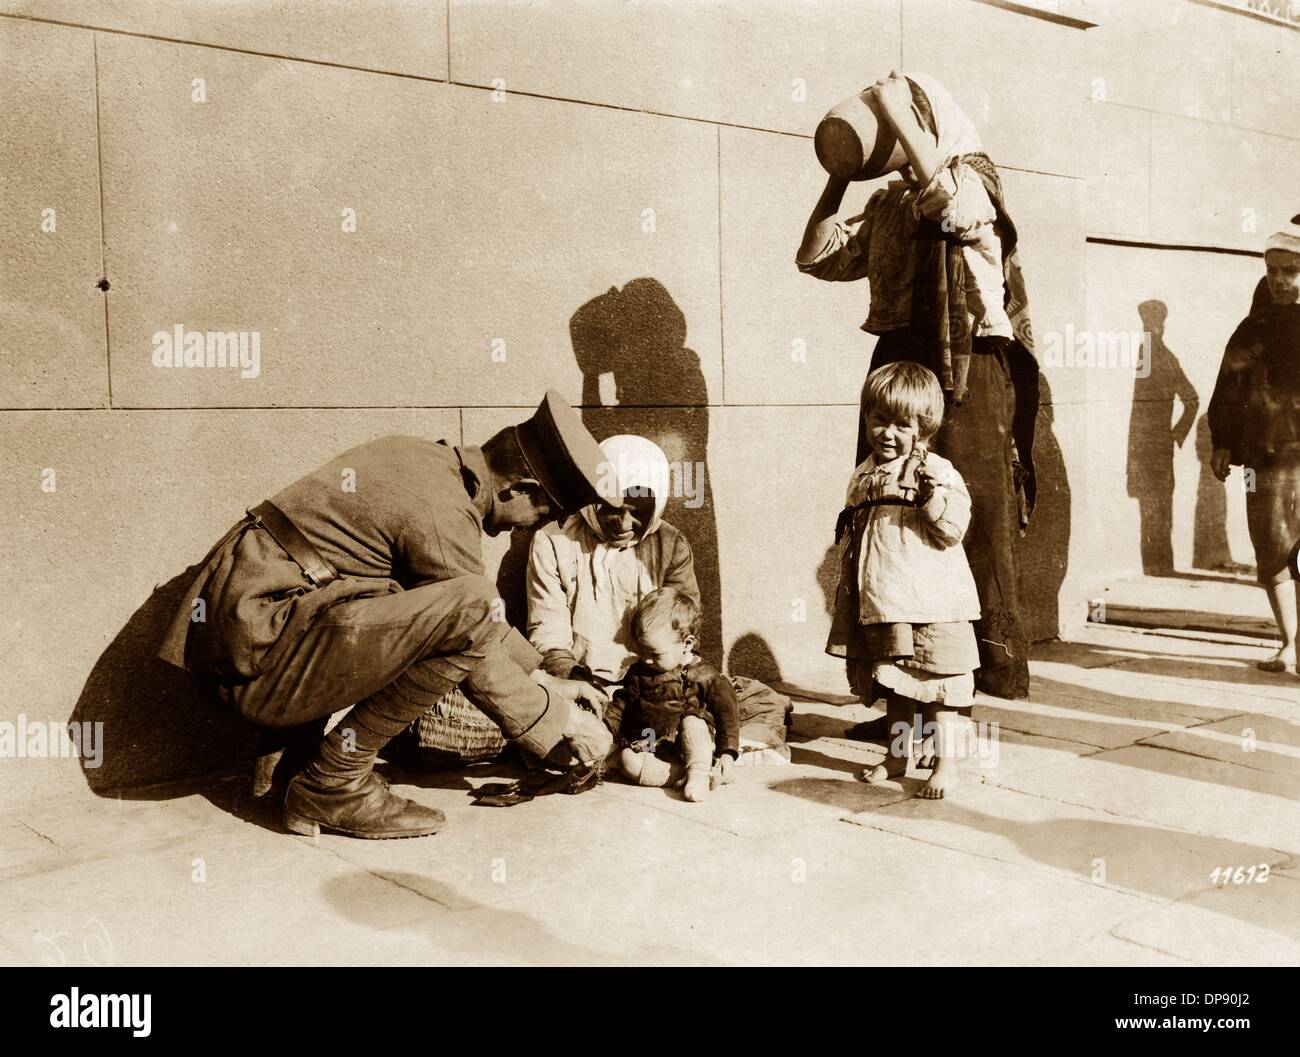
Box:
[604,588,740,801]
[828,361,981,798]
[1209,224,1300,674]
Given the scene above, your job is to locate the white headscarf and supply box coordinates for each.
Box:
[904,72,983,169]
[580,434,671,547]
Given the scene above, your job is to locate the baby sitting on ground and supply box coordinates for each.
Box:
[604,588,740,801]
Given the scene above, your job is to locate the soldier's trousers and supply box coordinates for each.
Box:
[221,575,567,758]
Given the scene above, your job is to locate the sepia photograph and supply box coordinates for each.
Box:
[1,0,1297,997]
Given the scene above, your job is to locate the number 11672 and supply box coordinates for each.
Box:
[1211,864,1270,885]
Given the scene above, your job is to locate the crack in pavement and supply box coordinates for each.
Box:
[17,820,65,853]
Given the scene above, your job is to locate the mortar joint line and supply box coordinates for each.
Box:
[91,31,112,408]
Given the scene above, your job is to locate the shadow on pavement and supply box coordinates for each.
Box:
[921,802,1300,946]
[321,870,725,966]
[70,562,264,800]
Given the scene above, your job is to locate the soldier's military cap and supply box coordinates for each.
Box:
[515,390,621,515]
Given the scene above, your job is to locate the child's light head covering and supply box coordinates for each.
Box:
[905,72,984,167]
[1265,220,1300,257]
[581,434,671,548]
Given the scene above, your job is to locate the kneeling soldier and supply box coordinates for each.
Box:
[159,391,616,839]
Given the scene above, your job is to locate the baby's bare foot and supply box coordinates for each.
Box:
[682,769,711,801]
[861,753,909,784]
[918,757,959,799]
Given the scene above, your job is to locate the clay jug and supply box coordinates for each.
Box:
[815,90,909,181]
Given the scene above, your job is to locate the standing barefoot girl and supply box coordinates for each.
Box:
[831,361,981,798]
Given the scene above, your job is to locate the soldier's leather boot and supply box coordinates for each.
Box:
[283,723,445,840]
[251,720,326,799]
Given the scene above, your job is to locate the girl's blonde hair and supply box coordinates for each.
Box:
[863,361,945,441]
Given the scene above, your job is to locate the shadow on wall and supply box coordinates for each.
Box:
[567,277,724,669]
[726,633,783,683]
[493,527,534,631]
[1126,300,1200,576]
[68,558,264,798]
[1193,413,1236,572]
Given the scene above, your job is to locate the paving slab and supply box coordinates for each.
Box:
[0,932,36,967]
[1102,654,1300,708]
[1030,930,1200,967]
[969,727,1103,779]
[460,821,1154,967]
[1140,714,1300,777]
[598,754,903,839]
[786,681,1110,778]
[316,775,744,912]
[13,783,249,863]
[992,745,1300,855]
[4,618,1292,965]
[323,880,705,967]
[798,713,1099,783]
[0,824,448,965]
[1032,629,1158,669]
[1112,874,1300,968]
[973,692,1203,752]
[1021,627,1289,728]
[1025,660,1258,722]
[846,780,1289,910]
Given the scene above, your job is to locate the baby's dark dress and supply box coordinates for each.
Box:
[605,659,741,760]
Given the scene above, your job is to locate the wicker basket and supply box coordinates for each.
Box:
[413,687,508,762]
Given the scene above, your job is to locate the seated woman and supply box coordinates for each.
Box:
[529,434,791,761]
[528,434,694,688]
[404,434,791,768]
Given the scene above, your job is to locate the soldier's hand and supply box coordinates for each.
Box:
[561,706,614,767]
[533,670,606,713]
[562,677,610,716]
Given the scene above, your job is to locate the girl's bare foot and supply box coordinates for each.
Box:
[861,752,910,784]
[918,756,959,799]
[916,733,936,770]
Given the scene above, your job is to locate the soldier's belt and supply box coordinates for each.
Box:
[247,500,338,589]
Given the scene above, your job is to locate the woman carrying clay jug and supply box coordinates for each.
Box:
[798,70,1040,710]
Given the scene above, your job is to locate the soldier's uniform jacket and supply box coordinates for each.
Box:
[159,435,541,682]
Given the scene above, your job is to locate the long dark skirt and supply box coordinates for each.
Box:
[857,330,1031,698]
